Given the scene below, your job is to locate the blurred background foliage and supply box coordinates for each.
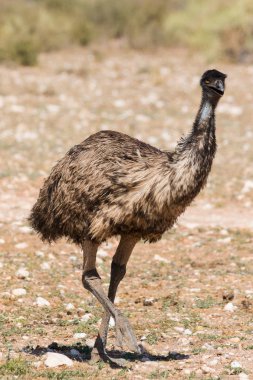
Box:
[0,0,253,65]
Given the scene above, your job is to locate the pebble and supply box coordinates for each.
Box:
[73,332,86,339]
[15,242,28,249]
[174,327,184,333]
[45,352,73,368]
[80,313,92,322]
[224,302,237,312]
[231,360,242,369]
[65,303,75,311]
[97,248,108,258]
[201,364,215,374]
[16,268,29,279]
[85,338,95,347]
[0,238,5,244]
[41,262,51,270]
[222,291,234,301]
[154,254,170,263]
[184,329,192,335]
[109,317,115,328]
[239,374,249,380]
[12,288,27,297]
[143,298,155,306]
[35,251,45,257]
[19,226,31,234]
[36,297,50,307]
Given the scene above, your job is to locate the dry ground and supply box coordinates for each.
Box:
[0,43,253,379]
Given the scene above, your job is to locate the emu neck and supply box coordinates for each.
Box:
[171,92,217,204]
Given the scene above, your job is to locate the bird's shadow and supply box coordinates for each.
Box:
[23,341,189,368]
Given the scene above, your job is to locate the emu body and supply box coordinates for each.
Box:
[29,69,226,365]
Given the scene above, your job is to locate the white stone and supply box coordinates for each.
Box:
[12,288,26,297]
[41,262,51,270]
[15,242,28,249]
[224,302,237,312]
[65,303,75,311]
[231,361,242,369]
[35,251,45,257]
[239,373,249,380]
[209,359,219,366]
[0,238,5,244]
[16,268,29,279]
[201,365,215,374]
[80,313,92,322]
[36,297,50,307]
[85,338,95,347]
[73,332,86,339]
[0,262,3,268]
[19,226,31,234]
[45,352,73,368]
[109,317,115,328]
[143,298,155,306]
[154,254,170,263]
[174,327,184,333]
[184,329,192,335]
[97,249,108,258]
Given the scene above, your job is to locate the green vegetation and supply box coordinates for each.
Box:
[0,0,253,65]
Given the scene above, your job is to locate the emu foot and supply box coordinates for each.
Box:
[90,347,128,368]
[115,313,141,354]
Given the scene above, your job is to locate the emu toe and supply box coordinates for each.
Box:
[115,313,140,353]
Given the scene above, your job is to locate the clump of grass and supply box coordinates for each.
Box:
[0,358,31,377]
[195,296,216,309]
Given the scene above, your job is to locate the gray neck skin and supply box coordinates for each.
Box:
[171,91,219,204]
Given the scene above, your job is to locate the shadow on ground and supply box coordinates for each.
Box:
[23,341,190,368]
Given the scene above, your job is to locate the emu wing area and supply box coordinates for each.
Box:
[29,131,174,244]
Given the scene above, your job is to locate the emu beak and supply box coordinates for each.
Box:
[215,79,224,93]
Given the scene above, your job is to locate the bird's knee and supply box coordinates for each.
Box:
[82,268,101,291]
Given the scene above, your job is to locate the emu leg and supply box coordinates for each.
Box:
[92,235,139,360]
[81,239,139,364]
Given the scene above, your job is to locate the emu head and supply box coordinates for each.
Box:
[200,69,227,102]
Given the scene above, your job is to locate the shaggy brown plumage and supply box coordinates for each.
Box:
[29,70,226,246]
[29,69,227,364]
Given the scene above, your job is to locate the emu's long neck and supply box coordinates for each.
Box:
[171,93,217,204]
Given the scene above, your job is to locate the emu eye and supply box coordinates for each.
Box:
[205,79,210,84]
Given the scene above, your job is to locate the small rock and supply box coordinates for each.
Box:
[16,268,29,279]
[41,262,51,270]
[35,251,45,257]
[80,313,92,322]
[230,337,240,343]
[97,248,108,258]
[109,317,115,328]
[33,361,41,368]
[12,288,26,297]
[154,254,170,263]
[0,238,5,244]
[143,298,155,306]
[86,338,95,347]
[174,327,184,333]
[222,291,234,301]
[201,365,215,374]
[202,343,214,350]
[231,360,242,369]
[73,332,86,339]
[209,359,219,366]
[224,302,237,312]
[239,373,249,380]
[65,303,75,311]
[184,329,192,335]
[45,352,73,368]
[36,297,50,307]
[19,226,31,234]
[140,335,147,341]
[15,242,28,249]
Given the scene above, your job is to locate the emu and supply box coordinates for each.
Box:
[29,69,226,365]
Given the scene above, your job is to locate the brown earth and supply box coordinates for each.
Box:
[0,43,252,379]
